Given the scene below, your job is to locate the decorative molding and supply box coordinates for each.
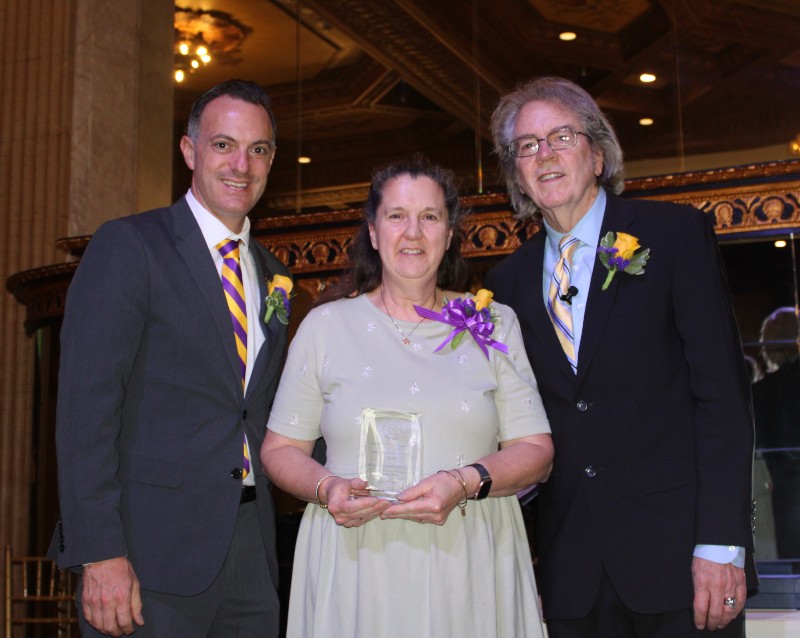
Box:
[625,160,800,193]
[5,263,77,335]
[643,185,800,237]
[263,227,355,275]
[627,160,800,237]
[8,161,800,334]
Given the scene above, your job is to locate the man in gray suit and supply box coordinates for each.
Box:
[52,79,289,637]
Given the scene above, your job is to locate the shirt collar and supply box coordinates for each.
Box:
[543,187,606,252]
[185,189,251,257]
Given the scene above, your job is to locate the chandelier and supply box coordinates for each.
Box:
[174,6,252,83]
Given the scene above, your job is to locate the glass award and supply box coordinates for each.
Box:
[359,408,421,502]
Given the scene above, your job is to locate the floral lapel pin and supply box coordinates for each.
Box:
[597,232,650,290]
[414,288,508,359]
[264,274,294,325]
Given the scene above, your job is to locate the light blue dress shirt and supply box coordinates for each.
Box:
[540,187,744,568]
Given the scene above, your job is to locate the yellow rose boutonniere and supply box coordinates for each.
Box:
[264,274,294,325]
[597,231,650,290]
[473,288,494,311]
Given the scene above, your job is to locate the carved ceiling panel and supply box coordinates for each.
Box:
[169,0,800,216]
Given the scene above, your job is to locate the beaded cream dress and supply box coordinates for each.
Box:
[267,294,550,638]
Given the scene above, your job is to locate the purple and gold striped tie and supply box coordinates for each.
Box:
[547,235,580,374]
[217,239,250,479]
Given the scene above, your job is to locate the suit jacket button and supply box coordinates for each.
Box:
[231,468,243,480]
[584,466,597,478]
[241,410,248,420]
[576,400,588,412]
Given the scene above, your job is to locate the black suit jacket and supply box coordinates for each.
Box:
[52,198,289,596]
[485,193,755,618]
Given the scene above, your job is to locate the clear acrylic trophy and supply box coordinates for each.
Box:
[359,408,421,502]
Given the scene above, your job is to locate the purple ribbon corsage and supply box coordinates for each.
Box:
[414,294,508,360]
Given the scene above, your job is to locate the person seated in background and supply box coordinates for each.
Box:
[753,306,800,566]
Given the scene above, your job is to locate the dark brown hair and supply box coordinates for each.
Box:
[321,154,468,303]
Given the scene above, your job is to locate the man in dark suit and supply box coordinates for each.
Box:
[52,80,289,637]
[485,77,755,637]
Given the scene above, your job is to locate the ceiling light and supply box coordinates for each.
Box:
[790,134,800,156]
[639,73,656,83]
[639,117,654,126]
[559,32,577,41]
[298,156,311,164]
[174,69,185,83]
[775,240,787,248]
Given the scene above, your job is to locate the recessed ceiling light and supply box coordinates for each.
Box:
[298,156,311,164]
[639,117,654,126]
[790,134,800,156]
[559,32,577,41]
[640,73,656,83]
[775,240,787,248]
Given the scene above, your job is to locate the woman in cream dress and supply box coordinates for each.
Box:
[261,155,553,637]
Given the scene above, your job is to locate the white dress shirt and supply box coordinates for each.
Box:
[186,189,262,486]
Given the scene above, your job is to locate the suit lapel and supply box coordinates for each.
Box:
[171,199,243,390]
[576,194,636,384]
[247,240,281,400]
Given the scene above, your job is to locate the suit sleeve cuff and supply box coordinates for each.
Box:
[693,544,745,568]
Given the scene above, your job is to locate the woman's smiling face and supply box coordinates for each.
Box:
[369,174,453,287]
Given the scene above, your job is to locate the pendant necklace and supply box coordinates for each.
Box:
[380,285,437,345]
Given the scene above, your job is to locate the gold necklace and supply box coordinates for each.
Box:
[380,285,436,345]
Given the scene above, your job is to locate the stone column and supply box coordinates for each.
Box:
[0,0,174,563]
[70,0,174,236]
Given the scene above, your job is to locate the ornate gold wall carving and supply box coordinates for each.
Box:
[8,160,800,334]
[627,160,800,237]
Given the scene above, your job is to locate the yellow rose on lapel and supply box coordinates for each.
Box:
[268,274,293,296]
[264,274,294,325]
[597,231,650,291]
[613,233,641,261]
[473,288,494,311]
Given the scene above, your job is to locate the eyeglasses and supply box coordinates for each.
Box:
[507,127,592,158]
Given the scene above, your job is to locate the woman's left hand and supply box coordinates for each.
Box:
[379,471,465,525]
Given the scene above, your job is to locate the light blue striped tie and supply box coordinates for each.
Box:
[547,235,579,373]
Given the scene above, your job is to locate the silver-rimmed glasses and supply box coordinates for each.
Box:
[508,127,592,158]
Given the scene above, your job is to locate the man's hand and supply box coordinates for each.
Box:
[692,556,746,631]
[81,557,144,637]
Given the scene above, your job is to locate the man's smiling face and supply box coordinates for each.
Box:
[180,95,275,233]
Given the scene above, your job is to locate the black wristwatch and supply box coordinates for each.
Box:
[467,463,492,500]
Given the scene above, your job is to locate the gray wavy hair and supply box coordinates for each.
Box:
[490,76,625,219]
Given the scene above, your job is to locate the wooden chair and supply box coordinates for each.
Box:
[4,545,78,637]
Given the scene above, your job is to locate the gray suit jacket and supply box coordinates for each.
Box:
[52,197,289,596]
